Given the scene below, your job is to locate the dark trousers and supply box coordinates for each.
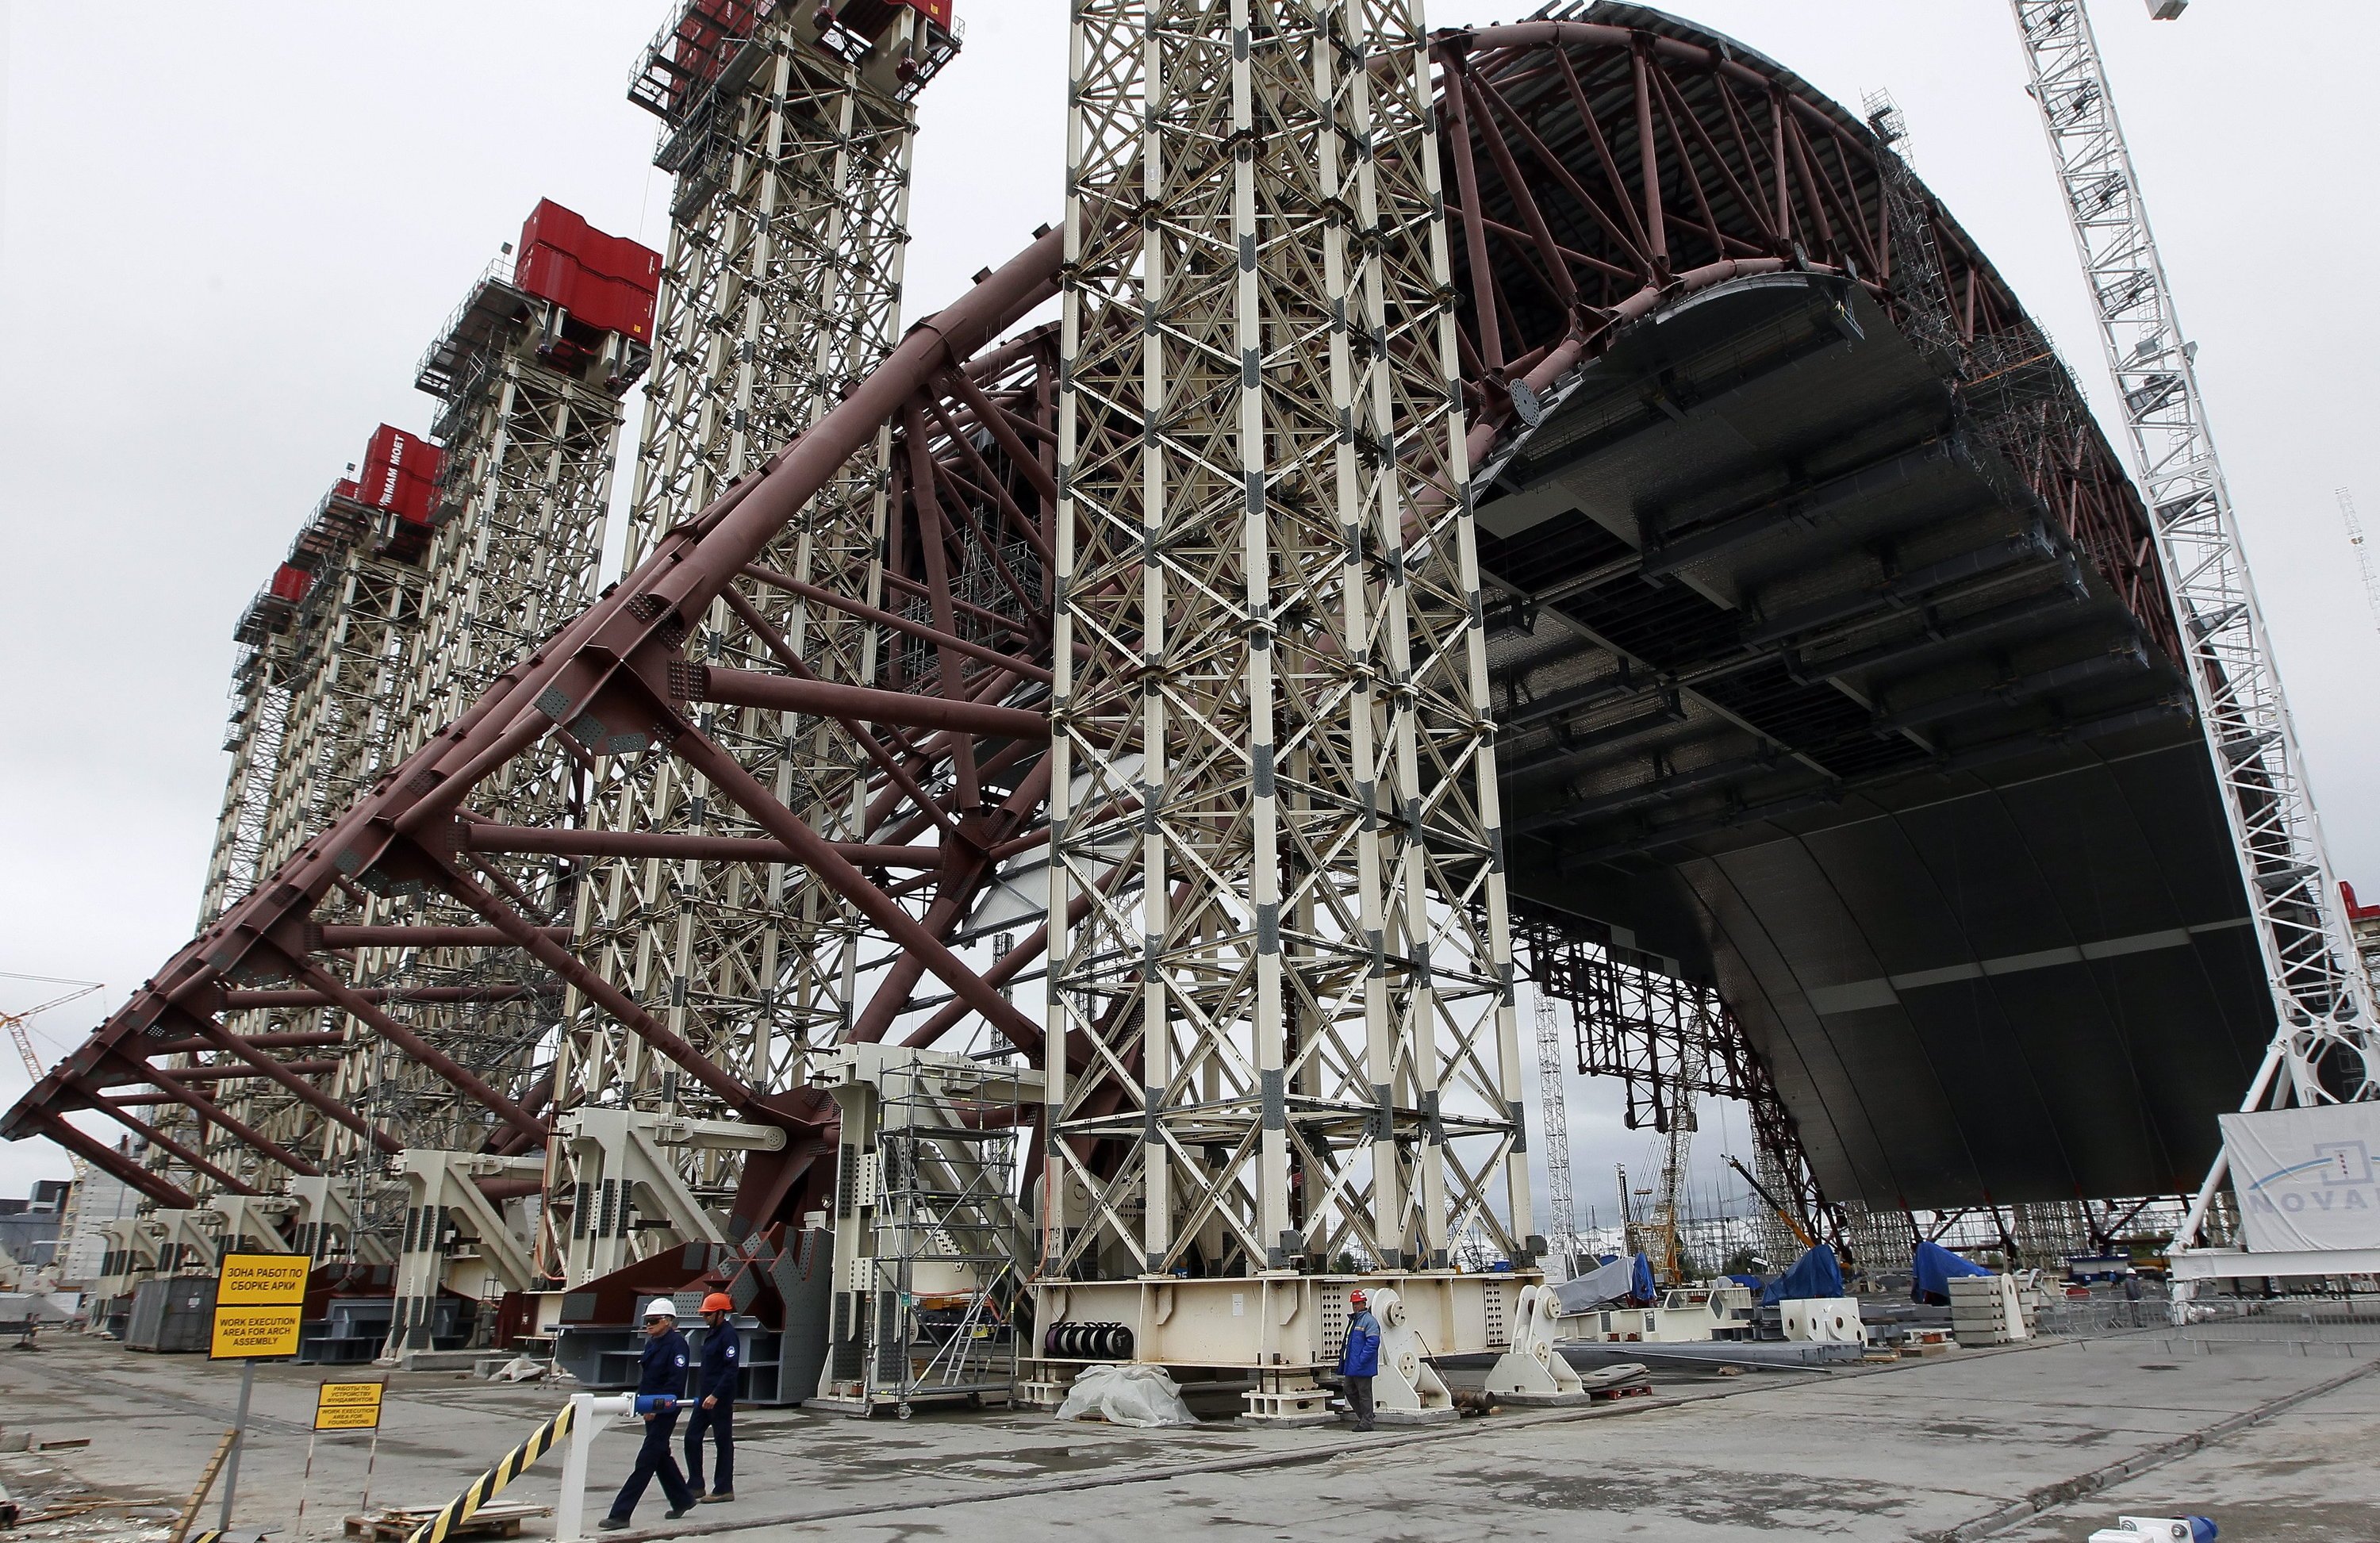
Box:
[610,1407,697,1519]
[1345,1376,1376,1427]
[684,1398,734,1495]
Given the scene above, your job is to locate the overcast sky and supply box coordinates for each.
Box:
[2,1,2373,1222]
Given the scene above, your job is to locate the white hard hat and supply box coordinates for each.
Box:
[643,1298,678,1320]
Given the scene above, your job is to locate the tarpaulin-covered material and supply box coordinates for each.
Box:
[1760,1243,1844,1305]
[1553,1253,1655,1315]
[1912,1239,1994,1303]
[1054,1364,1197,1428]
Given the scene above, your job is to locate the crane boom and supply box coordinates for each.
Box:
[2010,1,2378,1254]
[0,974,105,1082]
[1533,988,1581,1278]
[2338,489,2380,634]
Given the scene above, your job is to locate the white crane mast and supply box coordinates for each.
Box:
[2010,0,2377,1246]
[2337,489,2380,633]
[1534,989,1580,1278]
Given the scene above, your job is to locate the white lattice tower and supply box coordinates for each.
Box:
[1533,988,1578,1278]
[562,2,948,1275]
[2338,489,2380,633]
[274,510,425,866]
[1046,0,1528,1283]
[307,277,640,1178]
[162,505,431,1196]
[198,622,298,928]
[2012,1,2377,1223]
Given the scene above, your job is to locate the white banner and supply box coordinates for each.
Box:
[2219,1103,2380,1254]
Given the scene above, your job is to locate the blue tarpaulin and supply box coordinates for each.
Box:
[1760,1243,1844,1305]
[1630,1252,1656,1304]
[1912,1239,1994,1303]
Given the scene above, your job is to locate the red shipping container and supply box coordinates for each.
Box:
[355,424,444,526]
[512,199,662,343]
[269,563,313,603]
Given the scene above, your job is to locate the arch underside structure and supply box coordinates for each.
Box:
[10,4,2268,1253]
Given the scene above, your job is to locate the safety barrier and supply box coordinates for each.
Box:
[405,1392,637,1543]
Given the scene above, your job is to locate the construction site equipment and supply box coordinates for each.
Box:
[808,1044,1032,1416]
[1948,1272,2031,1347]
[561,0,960,1286]
[396,1391,627,1543]
[2010,0,2378,1261]
[14,5,2327,1388]
[2338,489,2380,634]
[1726,1155,1815,1253]
[0,976,102,1081]
[1533,988,1582,1279]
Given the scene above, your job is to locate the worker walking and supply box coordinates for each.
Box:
[1340,1288,1382,1432]
[685,1291,740,1503]
[601,1299,699,1529]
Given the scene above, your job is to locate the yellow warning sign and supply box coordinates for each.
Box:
[314,1380,386,1430]
[217,1252,309,1306]
[209,1303,303,1360]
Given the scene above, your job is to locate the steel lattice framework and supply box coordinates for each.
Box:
[2012,3,2378,1176]
[199,599,301,928]
[1048,0,1527,1282]
[19,4,2262,1322]
[557,0,955,1281]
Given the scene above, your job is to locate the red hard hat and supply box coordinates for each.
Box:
[701,1292,735,1315]
[1349,1289,1368,1305]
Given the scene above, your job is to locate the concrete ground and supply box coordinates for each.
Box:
[0,1318,2366,1541]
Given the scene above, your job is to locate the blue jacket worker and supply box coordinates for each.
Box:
[684,1290,740,1503]
[1339,1288,1383,1432]
[601,1299,699,1528]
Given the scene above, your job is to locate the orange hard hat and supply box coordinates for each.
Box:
[701,1292,735,1315]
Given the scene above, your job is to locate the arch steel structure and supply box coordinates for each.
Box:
[10,3,2254,1292]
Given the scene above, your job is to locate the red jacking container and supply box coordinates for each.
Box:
[512,199,662,344]
[269,562,313,603]
[902,0,954,29]
[355,424,444,527]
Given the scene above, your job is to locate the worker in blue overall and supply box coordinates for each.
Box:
[601,1299,698,1528]
[684,1290,740,1503]
[1340,1288,1382,1431]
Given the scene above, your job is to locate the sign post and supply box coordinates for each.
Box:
[208,1251,309,1530]
[297,1378,387,1535]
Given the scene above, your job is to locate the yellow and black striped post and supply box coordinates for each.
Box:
[404,1399,578,1543]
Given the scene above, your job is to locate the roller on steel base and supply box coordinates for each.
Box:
[1353,1290,1460,1428]
[1028,1277,1515,1425]
[1481,1285,1590,1407]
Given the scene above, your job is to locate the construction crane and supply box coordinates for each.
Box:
[2011,0,2378,1252]
[0,973,105,1081]
[1533,988,1582,1279]
[2337,489,2380,633]
[1642,1100,1695,1284]
[1726,1154,1816,1254]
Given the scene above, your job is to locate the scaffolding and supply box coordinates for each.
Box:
[860,1054,1027,1414]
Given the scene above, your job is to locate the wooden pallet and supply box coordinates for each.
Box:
[1900,1341,1951,1357]
[1587,1382,1654,1402]
[344,1503,550,1541]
